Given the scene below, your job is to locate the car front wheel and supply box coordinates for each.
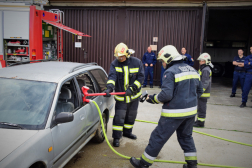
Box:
[92,113,107,143]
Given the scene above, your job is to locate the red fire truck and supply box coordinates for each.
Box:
[0,4,90,68]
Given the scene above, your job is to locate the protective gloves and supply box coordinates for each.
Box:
[146,94,159,104]
[104,87,113,97]
[125,87,133,96]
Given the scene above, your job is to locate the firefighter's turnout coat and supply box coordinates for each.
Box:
[154,61,204,118]
[198,64,212,99]
[106,57,144,103]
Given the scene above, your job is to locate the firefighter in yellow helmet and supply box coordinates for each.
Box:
[104,42,144,147]
[130,45,203,168]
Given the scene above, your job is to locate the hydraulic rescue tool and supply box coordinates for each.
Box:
[81,86,148,103]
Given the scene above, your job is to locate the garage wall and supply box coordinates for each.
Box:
[0,11,3,56]
[49,7,202,85]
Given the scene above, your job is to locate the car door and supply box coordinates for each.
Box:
[50,77,93,167]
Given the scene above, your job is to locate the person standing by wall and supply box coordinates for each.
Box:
[240,46,252,107]
[230,49,246,98]
[181,47,194,67]
[142,46,157,88]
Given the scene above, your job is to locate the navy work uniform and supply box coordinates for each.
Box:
[142,52,157,86]
[183,53,194,67]
[106,57,144,139]
[195,64,212,126]
[139,61,203,167]
[231,56,246,95]
[241,54,252,106]
[160,65,165,86]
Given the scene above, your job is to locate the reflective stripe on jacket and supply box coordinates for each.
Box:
[198,65,212,99]
[156,61,203,119]
[106,57,144,103]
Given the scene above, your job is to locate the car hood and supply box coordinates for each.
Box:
[0,129,39,162]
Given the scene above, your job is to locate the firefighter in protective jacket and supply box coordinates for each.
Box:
[130,45,203,168]
[193,53,212,128]
[104,43,144,147]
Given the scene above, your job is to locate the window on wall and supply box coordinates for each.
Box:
[89,69,108,92]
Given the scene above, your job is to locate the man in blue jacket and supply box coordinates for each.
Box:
[181,47,194,67]
[230,49,246,97]
[240,46,252,108]
[142,46,157,88]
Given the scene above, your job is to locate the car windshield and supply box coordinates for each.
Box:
[0,78,56,130]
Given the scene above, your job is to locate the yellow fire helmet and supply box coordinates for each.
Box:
[114,42,135,58]
[157,45,183,64]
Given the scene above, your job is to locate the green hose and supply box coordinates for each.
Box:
[133,118,252,147]
[91,101,243,168]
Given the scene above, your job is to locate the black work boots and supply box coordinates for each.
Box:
[230,93,235,97]
[183,160,197,168]
[113,139,120,147]
[240,102,246,108]
[123,133,137,139]
[193,120,205,127]
[130,157,149,168]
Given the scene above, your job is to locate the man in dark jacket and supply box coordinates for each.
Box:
[130,45,203,168]
[105,43,144,147]
[240,46,252,107]
[230,49,246,98]
[181,47,194,67]
[142,46,157,88]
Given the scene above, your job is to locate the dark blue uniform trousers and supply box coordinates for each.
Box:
[144,66,154,86]
[232,71,246,94]
[242,73,252,103]
[141,116,197,166]
[112,100,139,139]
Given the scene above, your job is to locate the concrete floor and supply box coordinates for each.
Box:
[64,79,252,168]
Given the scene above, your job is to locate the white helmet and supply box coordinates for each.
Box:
[157,45,183,64]
[197,53,211,65]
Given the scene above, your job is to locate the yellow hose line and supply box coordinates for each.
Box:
[91,101,242,168]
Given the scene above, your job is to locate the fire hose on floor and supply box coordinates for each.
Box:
[81,86,251,168]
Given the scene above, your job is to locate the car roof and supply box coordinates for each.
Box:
[0,62,97,83]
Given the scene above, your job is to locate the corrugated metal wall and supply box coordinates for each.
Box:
[62,8,117,69]
[53,7,202,85]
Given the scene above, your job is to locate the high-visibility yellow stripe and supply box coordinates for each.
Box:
[114,95,124,101]
[107,80,115,85]
[115,67,123,72]
[126,96,130,103]
[154,95,160,103]
[210,72,212,76]
[185,156,197,160]
[129,68,139,73]
[201,93,210,97]
[124,66,129,91]
[197,117,205,121]
[112,125,123,131]
[141,154,154,164]
[131,90,142,100]
[203,88,206,91]
[124,124,133,129]
[175,75,200,83]
[161,110,197,117]
[134,80,141,88]
[198,70,202,75]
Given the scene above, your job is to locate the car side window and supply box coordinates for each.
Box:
[76,73,96,101]
[54,78,80,116]
[89,69,108,92]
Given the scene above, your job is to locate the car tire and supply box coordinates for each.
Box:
[212,63,224,77]
[92,113,107,143]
